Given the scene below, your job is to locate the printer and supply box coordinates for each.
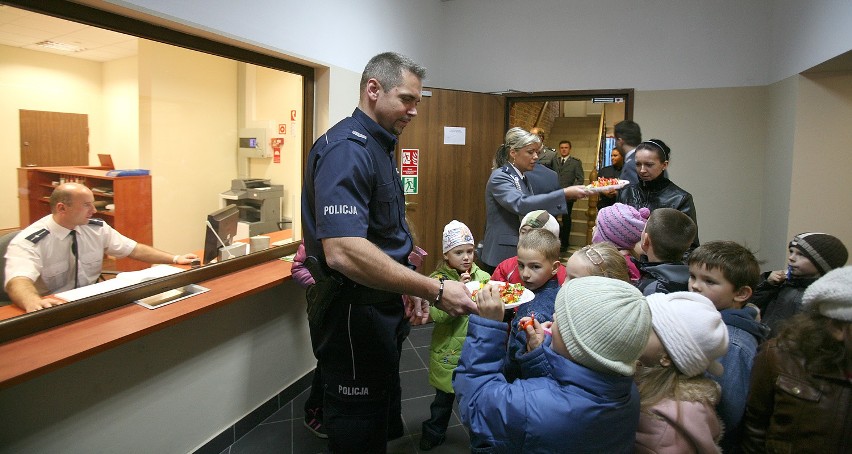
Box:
[220,178,289,237]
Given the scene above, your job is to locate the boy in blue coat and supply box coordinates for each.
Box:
[687,241,769,453]
[454,276,651,453]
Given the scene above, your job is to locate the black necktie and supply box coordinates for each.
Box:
[69,230,79,288]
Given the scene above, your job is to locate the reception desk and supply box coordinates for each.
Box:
[0,240,316,453]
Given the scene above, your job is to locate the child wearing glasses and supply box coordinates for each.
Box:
[505,235,630,381]
[634,208,697,295]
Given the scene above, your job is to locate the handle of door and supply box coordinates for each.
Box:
[405,201,417,207]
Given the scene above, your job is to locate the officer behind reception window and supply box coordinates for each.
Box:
[4,183,197,312]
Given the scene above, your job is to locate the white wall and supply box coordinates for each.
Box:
[634,87,767,252]
[769,0,852,84]
[0,283,314,454]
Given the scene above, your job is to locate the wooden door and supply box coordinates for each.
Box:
[398,89,505,274]
[19,110,89,167]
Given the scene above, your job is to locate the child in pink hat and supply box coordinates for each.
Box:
[592,203,650,281]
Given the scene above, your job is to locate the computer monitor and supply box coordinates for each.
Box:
[203,204,239,264]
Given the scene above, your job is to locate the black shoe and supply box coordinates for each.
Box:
[419,432,445,451]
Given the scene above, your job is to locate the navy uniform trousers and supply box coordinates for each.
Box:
[310,289,406,453]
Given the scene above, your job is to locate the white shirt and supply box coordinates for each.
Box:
[4,215,137,295]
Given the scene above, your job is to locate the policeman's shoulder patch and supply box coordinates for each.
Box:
[25,228,50,244]
[499,165,512,175]
[347,129,368,145]
[88,218,105,227]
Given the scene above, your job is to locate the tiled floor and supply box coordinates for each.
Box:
[219,322,470,454]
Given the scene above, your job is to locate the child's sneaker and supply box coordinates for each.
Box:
[304,407,327,439]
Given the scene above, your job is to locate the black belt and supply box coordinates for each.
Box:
[339,277,400,304]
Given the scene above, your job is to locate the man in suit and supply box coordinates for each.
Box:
[614,120,642,185]
[553,140,584,252]
[530,127,557,169]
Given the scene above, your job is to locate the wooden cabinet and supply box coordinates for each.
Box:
[17,167,152,271]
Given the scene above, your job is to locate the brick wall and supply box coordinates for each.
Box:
[508,101,560,147]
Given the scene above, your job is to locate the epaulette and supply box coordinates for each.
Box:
[346,129,368,145]
[25,228,50,244]
[500,165,512,175]
[88,218,105,227]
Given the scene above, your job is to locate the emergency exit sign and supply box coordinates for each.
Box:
[402,176,418,194]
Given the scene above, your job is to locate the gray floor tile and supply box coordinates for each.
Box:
[400,344,427,372]
[400,367,434,400]
[228,420,291,454]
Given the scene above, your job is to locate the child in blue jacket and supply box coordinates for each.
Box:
[454,276,651,453]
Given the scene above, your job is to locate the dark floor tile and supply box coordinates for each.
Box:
[401,395,433,435]
[229,420,291,454]
[406,325,434,348]
[234,397,279,441]
[400,367,434,400]
[400,344,427,372]
[414,346,431,369]
[292,417,329,454]
[387,434,418,454]
[415,424,470,453]
[264,400,293,424]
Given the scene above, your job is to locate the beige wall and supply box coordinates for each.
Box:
[0,45,105,229]
[635,86,768,254]
[102,56,140,169]
[787,72,852,267]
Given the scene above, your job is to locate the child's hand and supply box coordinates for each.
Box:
[767,269,786,285]
[520,317,550,352]
[460,271,471,284]
[475,282,505,321]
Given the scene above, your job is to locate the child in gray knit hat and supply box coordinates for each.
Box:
[742,266,852,452]
[454,276,651,452]
[750,232,849,337]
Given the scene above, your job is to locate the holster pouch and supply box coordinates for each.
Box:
[304,256,342,328]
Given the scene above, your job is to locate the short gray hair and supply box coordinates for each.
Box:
[360,52,426,93]
[505,127,541,152]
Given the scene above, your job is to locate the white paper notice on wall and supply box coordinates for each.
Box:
[443,127,466,145]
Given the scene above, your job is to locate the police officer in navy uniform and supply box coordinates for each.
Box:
[4,183,198,312]
[301,52,478,453]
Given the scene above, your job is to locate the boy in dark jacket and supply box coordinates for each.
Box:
[633,208,697,295]
[748,232,848,338]
[688,241,770,453]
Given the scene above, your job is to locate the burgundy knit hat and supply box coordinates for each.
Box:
[593,203,651,249]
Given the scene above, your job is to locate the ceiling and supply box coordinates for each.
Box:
[0,5,137,62]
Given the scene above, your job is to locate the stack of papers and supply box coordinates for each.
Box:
[55,265,184,302]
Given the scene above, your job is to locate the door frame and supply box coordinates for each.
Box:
[503,89,635,127]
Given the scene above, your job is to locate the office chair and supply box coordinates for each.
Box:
[0,230,21,305]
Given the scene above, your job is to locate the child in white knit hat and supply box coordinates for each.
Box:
[635,292,729,453]
[743,266,852,452]
[491,210,568,285]
[420,220,490,450]
[455,276,652,452]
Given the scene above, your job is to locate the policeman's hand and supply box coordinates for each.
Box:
[564,185,591,200]
[475,282,505,321]
[435,280,479,317]
[23,296,67,313]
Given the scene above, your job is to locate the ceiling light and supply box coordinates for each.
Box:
[35,40,86,52]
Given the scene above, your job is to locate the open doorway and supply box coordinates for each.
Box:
[505,90,633,249]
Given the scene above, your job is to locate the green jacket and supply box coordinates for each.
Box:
[427,263,490,393]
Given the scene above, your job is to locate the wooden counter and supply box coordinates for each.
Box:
[0,232,296,390]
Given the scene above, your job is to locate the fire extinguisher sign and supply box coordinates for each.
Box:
[401,149,418,194]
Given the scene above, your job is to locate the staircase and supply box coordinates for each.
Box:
[548,116,601,252]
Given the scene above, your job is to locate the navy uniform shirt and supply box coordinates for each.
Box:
[301,108,412,267]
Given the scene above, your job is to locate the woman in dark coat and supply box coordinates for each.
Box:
[618,139,699,248]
